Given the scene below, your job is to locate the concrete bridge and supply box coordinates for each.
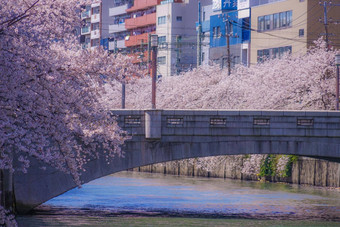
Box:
[13,109,340,213]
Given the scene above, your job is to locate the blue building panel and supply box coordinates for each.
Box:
[242,18,250,42]
[100,38,109,50]
[210,11,245,48]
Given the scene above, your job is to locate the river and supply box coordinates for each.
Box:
[17,171,340,226]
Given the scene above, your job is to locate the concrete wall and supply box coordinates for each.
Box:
[135,156,340,187]
[13,109,340,213]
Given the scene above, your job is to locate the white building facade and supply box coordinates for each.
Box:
[156,0,198,77]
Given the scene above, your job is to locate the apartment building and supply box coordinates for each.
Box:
[156,0,198,77]
[250,0,340,64]
[80,2,102,49]
[105,0,133,52]
[123,0,162,64]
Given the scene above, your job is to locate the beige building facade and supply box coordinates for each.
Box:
[250,0,340,65]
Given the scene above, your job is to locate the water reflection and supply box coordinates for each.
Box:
[41,171,339,220]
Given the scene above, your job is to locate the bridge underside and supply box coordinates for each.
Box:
[13,109,340,213]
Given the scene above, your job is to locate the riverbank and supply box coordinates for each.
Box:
[132,156,340,187]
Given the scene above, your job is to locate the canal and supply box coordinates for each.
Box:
[17,171,340,226]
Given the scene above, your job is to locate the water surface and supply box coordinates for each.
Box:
[17,171,340,226]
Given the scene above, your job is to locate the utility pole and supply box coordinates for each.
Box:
[336,54,340,110]
[176,35,181,75]
[148,33,152,76]
[226,18,231,76]
[197,1,202,67]
[320,1,340,50]
[150,34,158,109]
[140,39,145,67]
[322,1,330,50]
[121,74,125,109]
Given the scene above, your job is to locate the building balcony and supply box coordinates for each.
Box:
[81,26,91,35]
[125,32,155,47]
[109,4,129,17]
[91,2,100,8]
[125,13,156,30]
[126,0,162,13]
[91,13,100,23]
[109,23,127,34]
[81,10,91,19]
[109,39,126,51]
[91,29,100,39]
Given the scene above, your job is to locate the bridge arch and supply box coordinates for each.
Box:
[13,109,340,213]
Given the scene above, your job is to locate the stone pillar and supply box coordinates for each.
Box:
[145,110,162,140]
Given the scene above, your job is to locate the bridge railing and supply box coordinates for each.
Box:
[111,109,340,139]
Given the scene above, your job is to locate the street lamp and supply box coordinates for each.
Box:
[336,54,340,110]
[150,34,158,109]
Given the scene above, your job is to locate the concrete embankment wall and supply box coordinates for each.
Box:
[132,157,340,187]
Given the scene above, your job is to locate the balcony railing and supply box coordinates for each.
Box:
[109,23,127,34]
[125,13,156,30]
[91,13,100,23]
[126,0,162,12]
[125,32,155,47]
[91,29,100,39]
[81,26,91,35]
[109,4,129,17]
[109,39,126,50]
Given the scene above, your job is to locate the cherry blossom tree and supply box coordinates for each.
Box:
[103,39,337,110]
[0,2,140,220]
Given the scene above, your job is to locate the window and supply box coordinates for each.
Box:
[257,50,263,62]
[92,6,100,14]
[279,47,285,57]
[273,13,279,29]
[92,38,100,47]
[258,16,265,31]
[285,46,292,54]
[260,10,292,31]
[158,36,166,43]
[263,49,270,60]
[202,52,205,62]
[176,16,182,22]
[265,15,272,30]
[92,22,99,30]
[203,12,206,21]
[280,12,286,27]
[217,26,221,38]
[158,16,166,25]
[213,26,221,38]
[286,11,292,27]
[299,29,304,37]
[157,56,166,64]
[257,46,292,63]
[272,48,279,59]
